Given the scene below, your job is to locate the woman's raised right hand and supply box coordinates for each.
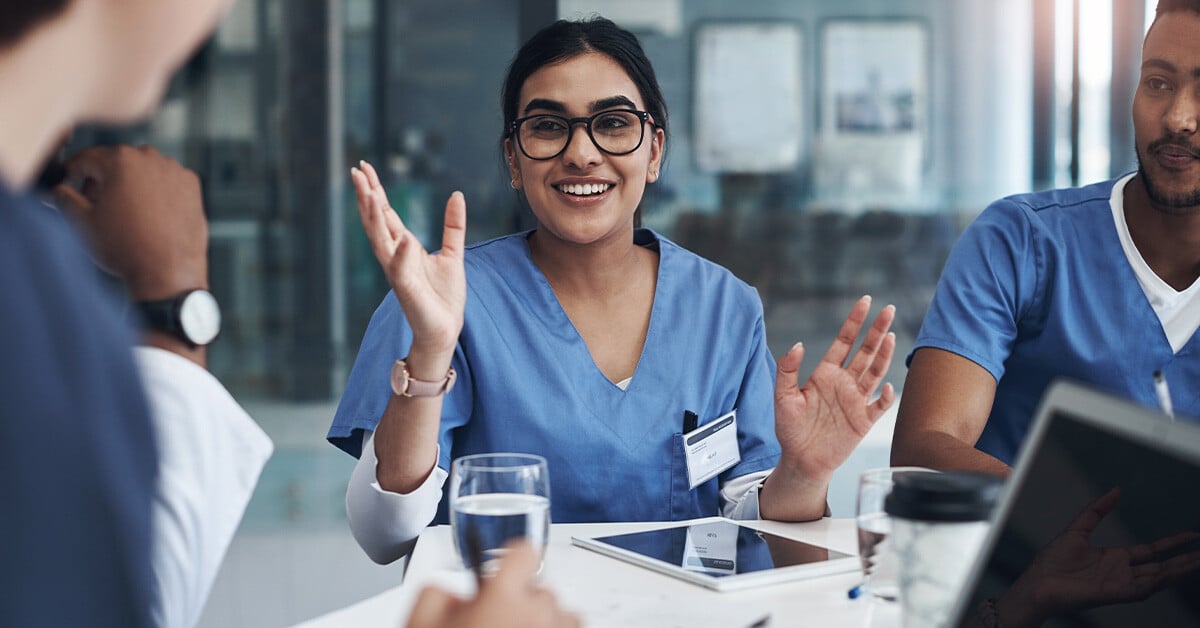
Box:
[351,160,466,356]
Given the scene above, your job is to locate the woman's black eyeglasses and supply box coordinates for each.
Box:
[508,110,653,160]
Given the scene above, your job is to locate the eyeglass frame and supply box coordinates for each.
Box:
[506,109,656,161]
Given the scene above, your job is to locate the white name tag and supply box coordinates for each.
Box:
[683,409,741,489]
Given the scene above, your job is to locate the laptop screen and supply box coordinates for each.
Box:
[951,381,1200,627]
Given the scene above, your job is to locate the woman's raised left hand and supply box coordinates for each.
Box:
[773,296,896,481]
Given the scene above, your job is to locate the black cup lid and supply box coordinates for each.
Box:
[884,471,1004,522]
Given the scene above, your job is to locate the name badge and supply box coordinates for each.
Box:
[683,409,741,489]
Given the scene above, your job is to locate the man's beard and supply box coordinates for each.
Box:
[1136,135,1200,213]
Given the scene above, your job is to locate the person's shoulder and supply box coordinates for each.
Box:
[968,178,1121,241]
[653,228,724,270]
[650,229,758,295]
[463,230,531,265]
[988,178,1118,216]
[1,185,53,233]
[458,231,538,300]
[0,186,89,271]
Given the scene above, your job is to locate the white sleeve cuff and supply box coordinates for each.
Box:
[346,430,446,564]
[720,468,772,520]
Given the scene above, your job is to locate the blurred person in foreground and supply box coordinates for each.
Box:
[0,1,571,627]
[893,0,1200,476]
[0,1,269,625]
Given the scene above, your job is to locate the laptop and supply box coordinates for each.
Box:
[948,379,1200,627]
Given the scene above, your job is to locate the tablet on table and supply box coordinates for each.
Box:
[572,517,858,592]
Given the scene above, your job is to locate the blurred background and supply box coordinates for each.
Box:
[64,0,1156,625]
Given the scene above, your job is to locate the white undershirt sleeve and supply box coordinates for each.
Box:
[721,469,772,520]
[136,347,273,628]
[346,429,446,564]
[723,467,832,520]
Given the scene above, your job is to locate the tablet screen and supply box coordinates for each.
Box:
[951,406,1200,627]
[590,520,852,578]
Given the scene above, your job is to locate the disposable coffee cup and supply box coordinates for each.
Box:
[885,471,1003,628]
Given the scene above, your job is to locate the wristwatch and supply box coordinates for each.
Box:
[391,358,457,397]
[136,289,221,348]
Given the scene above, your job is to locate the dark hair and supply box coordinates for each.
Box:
[500,17,669,162]
[1148,0,1200,36]
[0,0,71,50]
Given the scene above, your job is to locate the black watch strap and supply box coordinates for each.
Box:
[135,290,220,348]
[136,296,194,348]
[136,297,181,335]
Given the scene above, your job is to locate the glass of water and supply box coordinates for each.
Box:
[856,466,935,601]
[449,452,551,574]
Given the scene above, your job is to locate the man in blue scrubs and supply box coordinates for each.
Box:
[893,0,1200,475]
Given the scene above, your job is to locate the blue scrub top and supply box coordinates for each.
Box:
[0,184,157,627]
[912,177,1200,464]
[329,228,781,524]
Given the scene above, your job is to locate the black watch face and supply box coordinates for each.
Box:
[180,290,221,345]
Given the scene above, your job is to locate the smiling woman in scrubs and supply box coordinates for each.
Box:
[327,16,897,565]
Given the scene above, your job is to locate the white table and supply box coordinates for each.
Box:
[294,519,901,628]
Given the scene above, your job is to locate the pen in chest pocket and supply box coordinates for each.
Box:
[682,410,699,433]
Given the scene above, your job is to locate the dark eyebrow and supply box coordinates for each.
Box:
[589,96,638,112]
[1142,58,1200,80]
[523,98,567,115]
[1143,58,1179,74]
[522,96,639,116]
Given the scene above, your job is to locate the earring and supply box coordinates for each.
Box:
[510,179,519,189]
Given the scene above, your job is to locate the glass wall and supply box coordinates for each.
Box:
[59,1,1152,625]
[603,0,1034,381]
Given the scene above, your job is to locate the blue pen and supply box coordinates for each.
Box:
[847,584,863,599]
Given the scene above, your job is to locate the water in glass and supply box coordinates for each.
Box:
[452,493,550,572]
[449,452,551,574]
